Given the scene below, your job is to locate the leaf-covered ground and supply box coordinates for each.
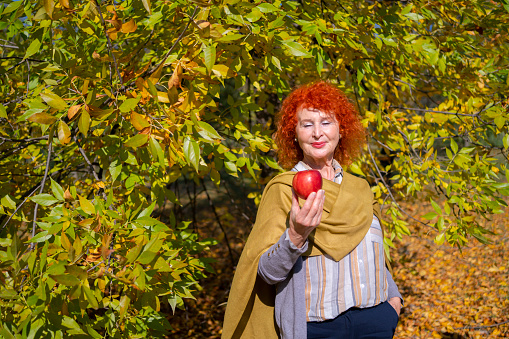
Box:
[392,202,509,338]
[167,200,509,338]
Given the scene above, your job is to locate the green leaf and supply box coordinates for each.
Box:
[109,160,122,182]
[138,201,157,218]
[50,274,81,286]
[197,121,222,141]
[0,105,7,118]
[125,134,149,148]
[149,137,165,168]
[30,231,52,243]
[79,196,95,215]
[450,138,458,154]
[62,316,85,334]
[257,3,278,13]
[246,7,263,22]
[30,194,60,206]
[83,285,98,309]
[24,39,42,60]
[3,0,23,14]
[203,43,216,74]
[119,97,140,113]
[79,110,90,137]
[50,179,64,201]
[1,195,16,209]
[422,212,437,220]
[183,137,200,171]
[41,92,68,110]
[431,200,442,215]
[503,134,509,149]
[282,41,312,57]
[494,115,505,129]
[434,232,446,245]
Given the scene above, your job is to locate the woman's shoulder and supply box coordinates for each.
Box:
[343,172,370,189]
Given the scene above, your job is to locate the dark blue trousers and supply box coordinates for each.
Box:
[307,301,399,339]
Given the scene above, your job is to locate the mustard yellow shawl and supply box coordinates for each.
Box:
[221,171,386,338]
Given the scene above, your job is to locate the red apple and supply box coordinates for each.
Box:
[292,170,323,199]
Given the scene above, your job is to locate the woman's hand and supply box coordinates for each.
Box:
[388,297,402,316]
[288,188,325,248]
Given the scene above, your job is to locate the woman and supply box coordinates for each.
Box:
[222,81,403,339]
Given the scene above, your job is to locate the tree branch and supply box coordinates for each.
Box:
[200,178,236,267]
[74,136,101,182]
[29,130,54,250]
[0,135,49,143]
[147,6,199,77]
[456,319,509,331]
[93,0,123,87]
[0,184,41,233]
[391,106,479,117]
[367,143,435,231]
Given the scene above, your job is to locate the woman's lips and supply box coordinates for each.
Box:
[312,142,326,148]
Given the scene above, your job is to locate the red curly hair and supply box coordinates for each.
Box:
[274,81,366,169]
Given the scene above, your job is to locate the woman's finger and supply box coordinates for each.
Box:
[309,190,325,226]
[290,188,300,217]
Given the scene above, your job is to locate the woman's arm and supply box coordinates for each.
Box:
[387,268,403,315]
[258,189,324,285]
[257,230,308,285]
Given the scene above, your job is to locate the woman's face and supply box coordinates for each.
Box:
[295,107,340,166]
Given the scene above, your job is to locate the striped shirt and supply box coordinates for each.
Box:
[292,161,388,322]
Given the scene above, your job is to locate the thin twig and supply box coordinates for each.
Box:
[391,106,479,117]
[74,136,101,182]
[0,56,45,62]
[29,131,54,250]
[0,44,18,49]
[149,6,199,76]
[200,178,235,267]
[367,143,434,231]
[456,319,509,331]
[93,0,123,87]
[0,184,41,232]
[0,135,49,143]
[25,59,30,98]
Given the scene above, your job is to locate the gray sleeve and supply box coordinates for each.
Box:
[257,229,309,285]
[386,267,404,305]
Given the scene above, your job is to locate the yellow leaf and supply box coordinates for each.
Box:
[41,91,67,110]
[79,110,90,136]
[212,64,234,78]
[28,112,57,125]
[59,0,71,9]
[148,62,164,85]
[157,92,170,103]
[141,0,151,14]
[121,19,137,33]
[64,189,73,201]
[67,104,82,120]
[61,232,71,250]
[79,196,95,215]
[58,121,71,144]
[168,63,182,90]
[44,0,55,18]
[92,51,102,61]
[130,112,150,130]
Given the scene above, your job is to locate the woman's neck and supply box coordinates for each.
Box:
[301,157,335,181]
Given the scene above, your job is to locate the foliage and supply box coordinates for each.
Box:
[1,0,509,337]
[392,202,509,338]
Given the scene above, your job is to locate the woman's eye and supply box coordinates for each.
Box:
[322,121,330,125]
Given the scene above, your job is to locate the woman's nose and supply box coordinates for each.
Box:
[313,125,322,138]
